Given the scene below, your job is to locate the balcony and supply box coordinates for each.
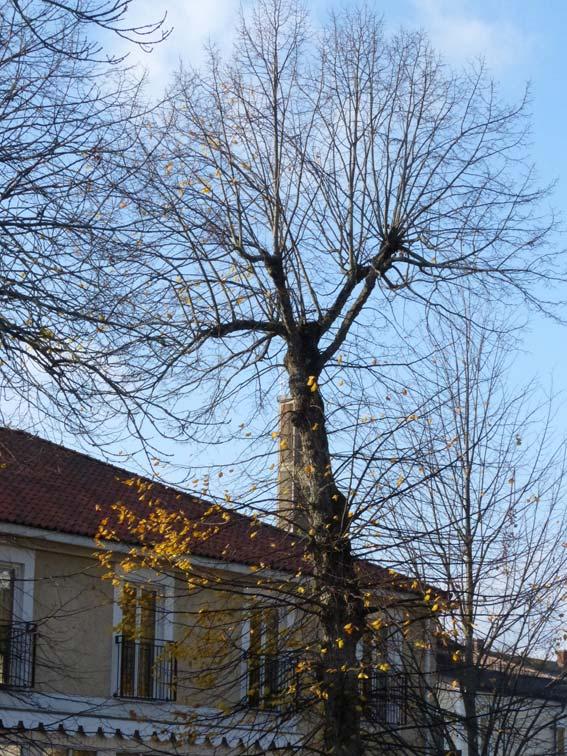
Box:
[363,670,408,726]
[0,621,36,689]
[114,635,177,701]
[246,651,300,710]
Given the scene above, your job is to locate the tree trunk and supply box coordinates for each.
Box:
[461,668,481,756]
[286,348,366,755]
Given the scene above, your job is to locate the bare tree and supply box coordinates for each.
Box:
[0,1,170,437]
[7,0,169,61]
[103,1,563,753]
[391,311,567,755]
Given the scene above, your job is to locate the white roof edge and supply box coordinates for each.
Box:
[0,521,294,579]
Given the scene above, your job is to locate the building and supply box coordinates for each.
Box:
[437,642,567,755]
[0,427,437,755]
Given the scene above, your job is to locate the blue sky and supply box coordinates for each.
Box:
[96,0,567,473]
[128,0,567,255]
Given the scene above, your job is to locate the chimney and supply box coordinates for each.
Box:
[556,649,567,669]
[277,397,307,534]
[473,638,484,656]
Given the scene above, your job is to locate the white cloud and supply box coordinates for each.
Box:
[411,0,531,70]
[113,0,531,95]
[117,0,239,96]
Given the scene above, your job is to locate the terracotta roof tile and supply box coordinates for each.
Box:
[0,427,397,586]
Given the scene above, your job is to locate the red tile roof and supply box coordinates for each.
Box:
[0,427,401,588]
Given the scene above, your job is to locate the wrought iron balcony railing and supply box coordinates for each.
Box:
[115,635,177,701]
[245,652,408,724]
[0,621,36,689]
[363,669,408,726]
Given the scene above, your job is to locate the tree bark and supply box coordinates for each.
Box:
[285,343,366,755]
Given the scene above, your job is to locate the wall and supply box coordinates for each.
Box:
[32,544,114,698]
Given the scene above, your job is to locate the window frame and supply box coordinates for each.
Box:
[111,568,174,699]
[0,544,35,623]
[241,599,295,710]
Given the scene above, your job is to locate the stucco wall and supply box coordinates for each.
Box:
[0,533,435,755]
[174,580,246,708]
[33,546,114,697]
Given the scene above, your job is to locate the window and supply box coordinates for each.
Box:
[120,584,157,698]
[247,607,278,707]
[0,564,36,688]
[114,582,176,701]
[358,622,407,726]
[0,567,15,684]
[246,607,296,710]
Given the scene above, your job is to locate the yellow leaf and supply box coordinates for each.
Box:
[337,638,344,649]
